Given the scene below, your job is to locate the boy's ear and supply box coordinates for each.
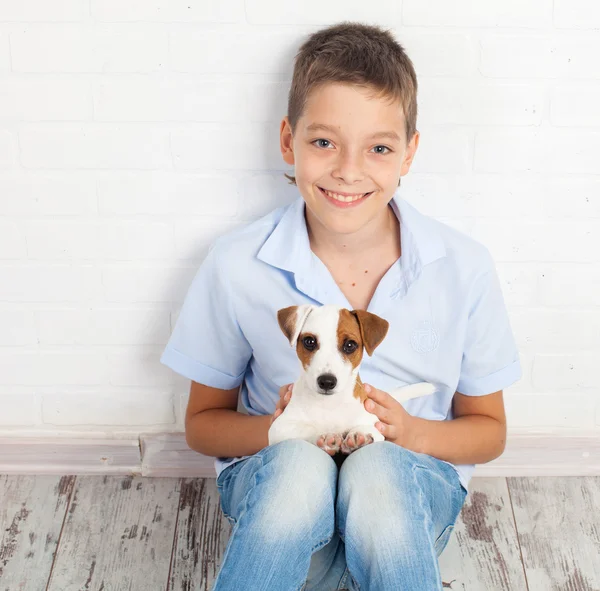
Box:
[351,310,389,356]
[277,305,314,347]
[280,116,295,166]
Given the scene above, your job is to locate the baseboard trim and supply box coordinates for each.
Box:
[0,432,598,477]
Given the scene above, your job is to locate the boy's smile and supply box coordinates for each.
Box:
[280,82,419,236]
[317,186,374,208]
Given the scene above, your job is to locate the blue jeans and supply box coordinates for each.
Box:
[212,439,467,591]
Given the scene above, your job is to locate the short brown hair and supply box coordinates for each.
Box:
[284,21,418,185]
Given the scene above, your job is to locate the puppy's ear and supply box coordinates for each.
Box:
[351,310,389,356]
[277,305,314,347]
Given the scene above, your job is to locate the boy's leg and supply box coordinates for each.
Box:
[303,532,349,591]
[336,441,467,591]
[212,439,338,591]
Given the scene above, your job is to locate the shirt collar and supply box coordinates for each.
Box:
[257,187,446,300]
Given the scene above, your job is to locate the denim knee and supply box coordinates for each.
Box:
[337,443,443,553]
[225,439,338,549]
[336,442,462,553]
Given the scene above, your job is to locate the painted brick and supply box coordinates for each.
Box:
[97,172,238,216]
[0,0,87,21]
[11,26,168,73]
[550,85,600,126]
[25,220,175,260]
[91,0,245,23]
[554,0,600,29]
[42,392,175,425]
[0,172,97,215]
[400,32,479,77]
[245,0,401,25]
[0,221,27,258]
[419,80,544,125]
[0,394,38,426]
[471,220,600,263]
[0,78,91,121]
[171,123,284,171]
[0,130,17,169]
[402,0,552,28]
[480,34,600,79]
[0,265,102,302]
[107,346,175,386]
[19,124,171,170]
[401,174,600,220]
[533,354,596,390]
[102,264,196,303]
[170,30,298,75]
[505,393,597,428]
[511,310,600,354]
[0,33,9,71]
[35,307,171,345]
[0,310,37,345]
[0,352,110,386]
[407,127,472,173]
[474,129,600,175]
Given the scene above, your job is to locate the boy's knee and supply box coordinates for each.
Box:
[252,440,337,541]
[267,438,337,478]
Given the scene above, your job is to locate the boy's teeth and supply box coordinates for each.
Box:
[322,188,368,202]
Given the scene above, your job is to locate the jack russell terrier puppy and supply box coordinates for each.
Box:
[268,304,436,455]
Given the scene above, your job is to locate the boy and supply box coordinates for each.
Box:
[161,21,521,591]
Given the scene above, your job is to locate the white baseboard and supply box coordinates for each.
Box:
[0,432,599,477]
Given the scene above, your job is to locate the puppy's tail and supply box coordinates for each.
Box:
[390,382,436,404]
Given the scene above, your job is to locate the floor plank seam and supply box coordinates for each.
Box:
[506,477,531,591]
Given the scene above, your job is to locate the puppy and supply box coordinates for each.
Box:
[268,304,436,455]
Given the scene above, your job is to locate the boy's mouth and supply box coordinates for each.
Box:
[318,186,374,205]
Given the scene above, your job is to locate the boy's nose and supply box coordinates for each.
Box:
[317,373,337,392]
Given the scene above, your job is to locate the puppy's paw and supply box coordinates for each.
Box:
[317,433,343,455]
[341,431,374,455]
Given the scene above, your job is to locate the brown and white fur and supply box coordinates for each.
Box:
[268,304,436,454]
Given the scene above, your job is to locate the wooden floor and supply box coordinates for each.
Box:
[1,476,599,591]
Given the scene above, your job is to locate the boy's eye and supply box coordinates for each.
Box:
[311,139,391,154]
[302,336,317,350]
[372,145,391,155]
[342,340,358,354]
[313,139,332,149]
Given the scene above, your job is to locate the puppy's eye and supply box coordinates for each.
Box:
[302,336,317,350]
[343,340,358,354]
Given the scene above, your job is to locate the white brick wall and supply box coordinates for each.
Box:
[0,0,599,436]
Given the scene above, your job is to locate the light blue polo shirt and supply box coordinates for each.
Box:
[161,188,521,492]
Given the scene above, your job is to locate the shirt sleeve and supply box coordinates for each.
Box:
[160,242,252,390]
[457,250,522,396]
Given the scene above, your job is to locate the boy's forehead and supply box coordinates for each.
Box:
[300,83,405,140]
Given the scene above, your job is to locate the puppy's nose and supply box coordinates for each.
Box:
[317,373,337,392]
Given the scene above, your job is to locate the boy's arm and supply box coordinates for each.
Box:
[185,381,272,458]
[409,390,507,465]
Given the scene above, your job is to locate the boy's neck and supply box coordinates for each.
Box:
[305,202,400,262]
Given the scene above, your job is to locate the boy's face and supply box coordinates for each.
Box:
[280,82,419,235]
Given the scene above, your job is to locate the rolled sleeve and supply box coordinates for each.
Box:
[457,251,522,396]
[160,243,252,389]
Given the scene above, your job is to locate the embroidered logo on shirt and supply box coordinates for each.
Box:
[410,320,440,353]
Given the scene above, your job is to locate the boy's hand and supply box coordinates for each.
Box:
[270,383,293,426]
[363,383,418,449]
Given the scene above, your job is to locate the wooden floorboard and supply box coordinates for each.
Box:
[2,474,600,590]
[168,478,231,591]
[508,476,600,591]
[0,475,74,591]
[439,477,528,590]
[46,475,181,591]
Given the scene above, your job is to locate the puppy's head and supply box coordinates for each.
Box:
[277,305,389,396]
